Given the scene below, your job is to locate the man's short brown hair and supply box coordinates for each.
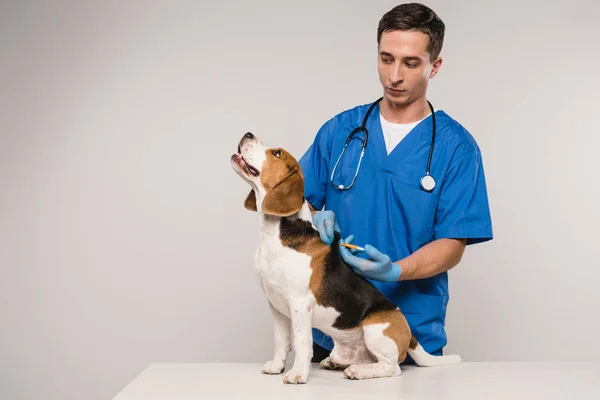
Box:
[377,3,445,62]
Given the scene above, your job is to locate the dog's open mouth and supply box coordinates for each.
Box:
[232,152,260,177]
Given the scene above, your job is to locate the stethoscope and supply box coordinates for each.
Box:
[330,97,437,192]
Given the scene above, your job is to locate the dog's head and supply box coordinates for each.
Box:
[231,132,304,217]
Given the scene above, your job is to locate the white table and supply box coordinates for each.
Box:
[114,362,600,399]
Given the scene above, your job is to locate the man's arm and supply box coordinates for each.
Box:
[395,238,467,281]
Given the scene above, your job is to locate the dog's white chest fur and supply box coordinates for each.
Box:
[253,213,341,332]
[255,240,312,317]
[254,216,314,316]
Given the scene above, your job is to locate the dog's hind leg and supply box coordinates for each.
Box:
[343,323,401,379]
[320,329,376,370]
[319,343,354,370]
[343,311,411,380]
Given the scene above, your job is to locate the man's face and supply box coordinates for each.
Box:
[377,30,442,107]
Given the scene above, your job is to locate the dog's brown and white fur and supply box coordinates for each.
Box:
[231,132,461,384]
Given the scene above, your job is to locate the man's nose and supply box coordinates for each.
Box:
[389,63,403,84]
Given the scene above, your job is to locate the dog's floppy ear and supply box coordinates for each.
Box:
[262,172,304,217]
[244,189,257,212]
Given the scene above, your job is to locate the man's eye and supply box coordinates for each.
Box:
[272,150,281,158]
[406,63,419,68]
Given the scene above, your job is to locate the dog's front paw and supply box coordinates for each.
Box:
[283,368,308,384]
[261,359,285,375]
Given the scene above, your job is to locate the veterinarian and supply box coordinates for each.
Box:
[299,3,493,363]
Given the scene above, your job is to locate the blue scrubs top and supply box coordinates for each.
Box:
[298,101,493,356]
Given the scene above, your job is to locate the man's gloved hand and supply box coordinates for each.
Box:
[312,210,340,245]
[339,235,401,282]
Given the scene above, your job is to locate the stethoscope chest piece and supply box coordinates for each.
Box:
[420,174,436,192]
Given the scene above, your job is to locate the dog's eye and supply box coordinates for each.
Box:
[272,150,281,158]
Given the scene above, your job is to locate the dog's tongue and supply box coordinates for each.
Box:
[246,164,259,176]
[235,154,259,176]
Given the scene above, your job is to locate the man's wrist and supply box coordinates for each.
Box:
[392,260,405,281]
[392,262,402,281]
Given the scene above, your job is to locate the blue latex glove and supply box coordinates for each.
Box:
[312,210,340,245]
[339,235,401,282]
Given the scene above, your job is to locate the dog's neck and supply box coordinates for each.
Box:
[258,200,313,240]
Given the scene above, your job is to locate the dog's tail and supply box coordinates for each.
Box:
[407,335,462,367]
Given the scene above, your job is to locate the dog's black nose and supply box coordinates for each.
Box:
[244,132,254,139]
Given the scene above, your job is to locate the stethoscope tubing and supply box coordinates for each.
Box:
[331,97,437,192]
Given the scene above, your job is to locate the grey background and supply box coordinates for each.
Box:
[1,0,599,399]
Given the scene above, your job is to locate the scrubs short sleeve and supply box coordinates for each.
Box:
[298,119,336,211]
[434,142,493,245]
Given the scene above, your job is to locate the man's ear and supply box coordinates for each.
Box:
[262,172,304,217]
[430,56,443,78]
[244,189,257,212]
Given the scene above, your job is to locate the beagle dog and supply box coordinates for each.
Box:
[231,132,461,384]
